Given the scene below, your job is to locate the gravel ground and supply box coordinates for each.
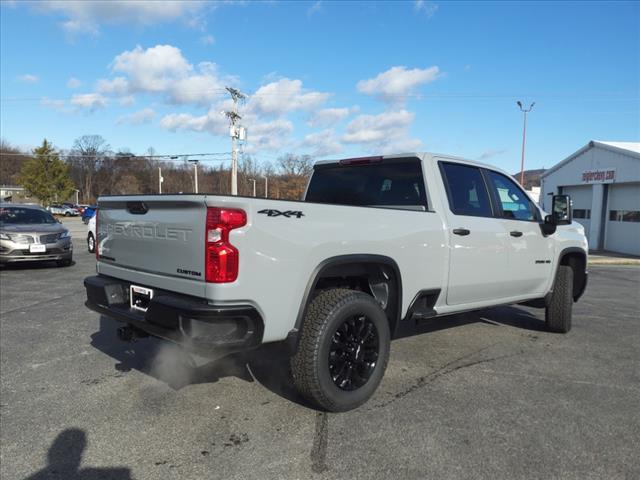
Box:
[1,218,639,480]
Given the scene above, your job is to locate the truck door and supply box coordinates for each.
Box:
[439,162,512,305]
[484,170,554,296]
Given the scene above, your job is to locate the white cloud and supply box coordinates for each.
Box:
[41,97,67,112]
[243,119,294,152]
[478,148,507,160]
[97,45,231,106]
[110,44,192,92]
[19,74,39,83]
[118,95,135,106]
[300,129,342,157]
[97,76,130,95]
[70,93,108,111]
[307,1,322,17]
[248,78,330,116]
[160,107,228,136]
[307,107,353,127]
[357,65,441,103]
[200,34,215,45]
[169,68,225,106]
[36,1,207,35]
[414,0,438,18]
[116,108,156,125]
[66,77,82,88]
[342,109,422,153]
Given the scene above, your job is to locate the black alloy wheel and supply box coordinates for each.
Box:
[329,315,379,391]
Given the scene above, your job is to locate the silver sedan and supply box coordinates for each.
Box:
[0,204,73,267]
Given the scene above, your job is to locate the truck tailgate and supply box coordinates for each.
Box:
[97,196,207,296]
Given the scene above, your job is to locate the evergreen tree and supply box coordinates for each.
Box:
[18,139,75,206]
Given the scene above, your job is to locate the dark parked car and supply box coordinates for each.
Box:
[0,203,73,266]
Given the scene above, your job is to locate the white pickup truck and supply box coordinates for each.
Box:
[84,153,588,411]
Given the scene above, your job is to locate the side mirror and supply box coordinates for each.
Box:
[552,194,572,225]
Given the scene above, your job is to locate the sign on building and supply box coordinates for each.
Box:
[581,168,616,184]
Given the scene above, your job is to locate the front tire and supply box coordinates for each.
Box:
[545,265,573,333]
[291,288,390,412]
[87,233,95,253]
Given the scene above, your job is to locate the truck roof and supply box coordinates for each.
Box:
[313,152,512,176]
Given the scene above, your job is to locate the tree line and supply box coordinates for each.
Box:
[0,136,314,205]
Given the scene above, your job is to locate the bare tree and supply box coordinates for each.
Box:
[70,135,111,202]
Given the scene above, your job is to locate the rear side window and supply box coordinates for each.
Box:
[440,163,493,217]
[305,159,428,210]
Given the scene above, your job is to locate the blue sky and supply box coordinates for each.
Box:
[1,1,638,173]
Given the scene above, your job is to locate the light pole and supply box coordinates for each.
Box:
[158,167,163,194]
[262,176,268,198]
[517,101,535,187]
[73,189,79,205]
[248,178,256,197]
[188,159,199,193]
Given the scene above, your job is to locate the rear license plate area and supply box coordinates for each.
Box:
[130,285,154,312]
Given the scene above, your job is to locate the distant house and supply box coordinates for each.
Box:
[512,169,546,204]
[540,141,640,256]
[0,185,26,202]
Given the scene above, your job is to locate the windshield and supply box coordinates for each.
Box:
[0,207,57,225]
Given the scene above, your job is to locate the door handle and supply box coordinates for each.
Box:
[510,231,523,237]
[452,228,471,236]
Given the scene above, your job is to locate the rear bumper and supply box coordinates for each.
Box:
[84,275,264,357]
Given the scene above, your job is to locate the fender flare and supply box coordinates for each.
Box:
[285,254,403,352]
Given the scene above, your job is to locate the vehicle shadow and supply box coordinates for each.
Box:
[90,316,312,408]
[90,305,545,410]
[395,304,548,339]
[23,428,131,480]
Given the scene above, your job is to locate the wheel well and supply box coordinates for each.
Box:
[560,252,587,301]
[292,257,402,348]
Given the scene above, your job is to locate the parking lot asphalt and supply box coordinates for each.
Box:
[1,218,639,480]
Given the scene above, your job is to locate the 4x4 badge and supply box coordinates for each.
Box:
[258,209,304,219]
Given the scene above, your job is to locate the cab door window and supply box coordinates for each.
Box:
[485,170,538,221]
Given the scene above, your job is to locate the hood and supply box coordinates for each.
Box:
[1,223,66,234]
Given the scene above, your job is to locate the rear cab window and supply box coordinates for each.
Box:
[305,158,428,211]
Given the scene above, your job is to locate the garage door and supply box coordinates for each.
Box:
[563,185,593,237]
[605,182,640,256]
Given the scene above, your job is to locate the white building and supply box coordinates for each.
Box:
[540,141,640,256]
[0,185,25,202]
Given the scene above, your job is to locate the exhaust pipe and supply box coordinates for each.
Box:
[117,325,148,342]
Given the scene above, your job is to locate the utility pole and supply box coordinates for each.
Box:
[188,159,199,193]
[517,101,535,187]
[262,176,268,198]
[224,87,246,196]
[249,178,256,197]
[158,167,163,194]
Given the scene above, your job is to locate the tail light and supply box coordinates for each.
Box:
[95,209,99,261]
[205,207,246,283]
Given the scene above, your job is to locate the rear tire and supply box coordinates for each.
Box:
[291,288,390,412]
[64,212,71,217]
[87,233,95,253]
[545,265,573,333]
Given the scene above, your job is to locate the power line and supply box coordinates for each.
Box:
[2,92,637,104]
[0,151,231,159]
